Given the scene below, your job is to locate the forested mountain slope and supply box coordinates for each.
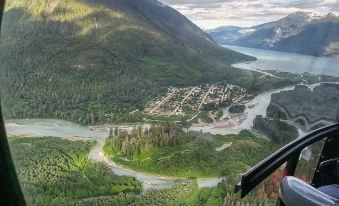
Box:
[0,0,255,124]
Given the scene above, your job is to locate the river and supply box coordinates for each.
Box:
[189,82,339,135]
[4,84,319,190]
[189,46,339,135]
[5,119,225,190]
[5,46,339,191]
[190,85,296,135]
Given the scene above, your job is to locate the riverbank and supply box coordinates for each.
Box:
[5,82,338,190]
[5,119,226,190]
[189,85,296,135]
[225,45,339,78]
[190,82,339,135]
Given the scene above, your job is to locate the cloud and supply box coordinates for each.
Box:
[159,0,339,29]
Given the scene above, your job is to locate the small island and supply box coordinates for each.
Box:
[228,104,246,114]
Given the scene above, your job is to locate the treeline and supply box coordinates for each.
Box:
[269,84,339,123]
[132,181,199,206]
[0,0,256,126]
[105,126,279,178]
[72,177,276,206]
[131,177,275,206]
[193,176,275,206]
[105,122,192,157]
[266,103,289,120]
[229,104,246,113]
[253,115,298,145]
[0,0,300,125]
[9,136,278,206]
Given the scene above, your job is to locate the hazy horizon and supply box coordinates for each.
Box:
[159,0,339,29]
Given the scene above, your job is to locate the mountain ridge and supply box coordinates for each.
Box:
[209,11,339,59]
[0,0,257,124]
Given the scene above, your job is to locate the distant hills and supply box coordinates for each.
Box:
[208,11,339,59]
[0,0,254,124]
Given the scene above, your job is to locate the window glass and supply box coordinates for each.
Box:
[1,0,338,205]
[295,139,326,183]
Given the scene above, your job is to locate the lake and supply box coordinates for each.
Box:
[224,45,339,77]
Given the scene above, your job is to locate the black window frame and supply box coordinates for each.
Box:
[0,0,26,205]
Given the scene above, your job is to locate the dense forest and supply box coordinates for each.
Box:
[105,122,192,157]
[3,0,337,205]
[253,115,298,145]
[228,104,246,114]
[268,84,339,123]
[0,0,298,125]
[104,123,279,178]
[9,137,142,206]
[132,177,276,206]
[9,136,279,206]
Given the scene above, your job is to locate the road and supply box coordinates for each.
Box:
[150,89,177,114]
[188,84,215,121]
[198,84,214,111]
[172,87,197,115]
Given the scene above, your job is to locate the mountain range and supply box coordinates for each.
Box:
[208,11,339,59]
[0,0,256,124]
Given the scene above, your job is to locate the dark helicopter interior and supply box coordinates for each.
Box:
[317,158,339,199]
[236,124,339,205]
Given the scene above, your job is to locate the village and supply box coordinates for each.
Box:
[144,81,250,122]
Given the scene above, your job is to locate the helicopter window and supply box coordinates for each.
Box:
[294,139,326,184]
[1,0,339,205]
[252,167,285,202]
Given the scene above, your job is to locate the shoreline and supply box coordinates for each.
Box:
[5,82,339,190]
[6,120,226,190]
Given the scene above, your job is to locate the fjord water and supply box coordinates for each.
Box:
[190,46,339,135]
[225,45,339,77]
[6,46,339,190]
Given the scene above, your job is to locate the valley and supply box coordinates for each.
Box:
[7,120,276,205]
[5,39,339,188]
[6,78,339,206]
[5,119,231,190]
[0,0,256,125]
[1,0,339,205]
[4,37,339,206]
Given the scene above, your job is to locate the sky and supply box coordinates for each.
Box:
[158,0,339,29]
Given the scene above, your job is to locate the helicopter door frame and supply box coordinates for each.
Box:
[0,0,27,205]
[235,123,339,198]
